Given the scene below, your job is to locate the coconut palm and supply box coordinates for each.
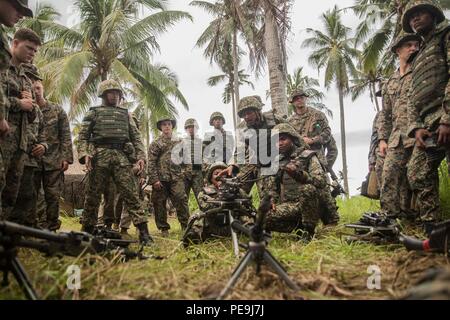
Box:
[303,5,359,197]
[17,1,61,41]
[36,0,192,121]
[207,67,254,105]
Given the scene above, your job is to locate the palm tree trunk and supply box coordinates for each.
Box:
[230,81,237,130]
[338,84,350,198]
[233,27,240,125]
[371,82,380,112]
[262,1,288,118]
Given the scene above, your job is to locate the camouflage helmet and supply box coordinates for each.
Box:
[11,0,33,17]
[97,79,123,97]
[237,95,264,118]
[390,31,422,53]
[271,123,303,147]
[156,117,177,131]
[289,89,309,103]
[209,112,226,126]
[402,0,446,33]
[206,162,228,183]
[22,63,43,81]
[184,118,199,129]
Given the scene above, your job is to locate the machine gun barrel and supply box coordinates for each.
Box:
[0,221,71,243]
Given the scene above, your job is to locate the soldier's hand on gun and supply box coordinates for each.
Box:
[436,124,450,146]
[0,119,10,139]
[415,129,432,149]
[31,144,45,158]
[60,160,69,172]
[85,156,93,171]
[153,181,163,190]
[379,140,388,157]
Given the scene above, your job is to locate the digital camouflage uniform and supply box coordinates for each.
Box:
[378,33,421,218]
[203,112,235,166]
[262,124,326,237]
[402,0,450,223]
[183,118,203,203]
[1,62,38,216]
[369,112,384,191]
[233,96,285,195]
[148,118,190,231]
[324,135,338,172]
[288,91,339,225]
[78,81,148,233]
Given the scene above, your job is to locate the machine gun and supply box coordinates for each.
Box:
[182,176,256,257]
[0,221,139,300]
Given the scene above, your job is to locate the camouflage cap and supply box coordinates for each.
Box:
[402,0,446,33]
[237,95,264,118]
[209,112,226,126]
[289,89,309,103]
[206,162,228,183]
[390,31,422,53]
[157,118,177,131]
[271,123,303,147]
[97,79,123,97]
[22,63,42,81]
[184,118,199,129]
[10,0,33,17]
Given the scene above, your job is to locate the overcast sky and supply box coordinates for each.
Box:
[30,0,405,195]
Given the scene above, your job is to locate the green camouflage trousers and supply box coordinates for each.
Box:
[184,169,203,202]
[318,177,340,225]
[35,169,63,230]
[152,180,189,231]
[266,184,319,233]
[407,146,447,222]
[380,145,414,217]
[7,166,38,226]
[2,150,27,216]
[0,151,4,218]
[82,158,147,228]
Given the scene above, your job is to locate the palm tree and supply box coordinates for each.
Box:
[17,1,61,41]
[36,0,192,121]
[303,6,359,197]
[207,67,254,105]
[286,67,331,117]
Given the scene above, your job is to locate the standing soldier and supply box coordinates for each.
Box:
[9,64,47,226]
[148,118,190,237]
[1,28,41,217]
[0,0,32,217]
[288,89,339,225]
[263,124,326,241]
[183,118,203,203]
[203,112,234,166]
[221,96,285,194]
[378,32,421,219]
[402,0,450,234]
[368,111,384,193]
[78,79,152,245]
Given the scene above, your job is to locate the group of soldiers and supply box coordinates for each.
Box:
[0,1,73,233]
[369,0,450,236]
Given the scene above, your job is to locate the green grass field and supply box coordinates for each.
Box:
[1,172,449,300]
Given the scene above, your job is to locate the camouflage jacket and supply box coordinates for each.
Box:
[1,63,37,152]
[379,69,415,149]
[324,135,338,170]
[369,113,381,167]
[263,145,327,203]
[24,106,48,167]
[147,135,185,184]
[0,26,11,121]
[39,102,73,171]
[203,129,235,165]
[407,22,450,137]
[78,105,145,166]
[288,107,332,150]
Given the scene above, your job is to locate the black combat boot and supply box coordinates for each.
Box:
[136,223,154,245]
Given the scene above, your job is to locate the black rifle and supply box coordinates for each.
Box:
[0,221,139,300]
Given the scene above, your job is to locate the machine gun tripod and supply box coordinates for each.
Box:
[217,197,299,300]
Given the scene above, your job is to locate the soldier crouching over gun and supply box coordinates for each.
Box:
[182,162,256,252]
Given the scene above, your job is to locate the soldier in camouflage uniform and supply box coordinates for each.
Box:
[368,111,384,195]
[182,118,203,203]
[262,123,326,240]
[183,162,253,246]
[9,64,48,226]
[203,112,234,166]
[402,0,450,232]
[288,89,339,225]
[78,80,152,244]
[1,28,41,217]
[221,96,285,195]
[324,135,338,173]
[148,117,190,236]
[378,32,421,219]
[0,0,32,217]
